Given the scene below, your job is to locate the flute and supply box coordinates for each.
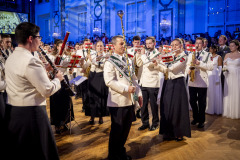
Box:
[39,46,75,96]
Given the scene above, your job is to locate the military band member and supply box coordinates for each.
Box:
[76,39,96,112]
[86,41,109,124]
[186,37,214,128]
[104,36,142,160]
[158,39,191,141]
[4,22,63,159]
[137,36,160,131]
[127,35,142,118]
[49,40,75,134]
[0,59,6,124]
[1,34,13,56]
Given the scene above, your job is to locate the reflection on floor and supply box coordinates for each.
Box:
[46,98,240,160]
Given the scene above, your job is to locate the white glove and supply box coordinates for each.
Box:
[223,65,228,77]
[218,66,222,77]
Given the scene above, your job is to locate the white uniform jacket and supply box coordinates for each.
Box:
[157,51,188,79]
[0,61,6,92]
[5,47,61,106]
[137,48,160,88]
[186,50,214,88]
[90,52,107,73]
[104,53,142,107]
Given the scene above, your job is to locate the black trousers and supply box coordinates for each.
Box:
[189,87,207,123]
[141,87,159,127]
[0,92,5,123]
[4,105,59,160]
[108,106,134,160]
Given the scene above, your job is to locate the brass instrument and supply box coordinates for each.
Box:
[190,52,196,82]
[84,43,92,77]
[117,10,138,101]
[188,44,196,82]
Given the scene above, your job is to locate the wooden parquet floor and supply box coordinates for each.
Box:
[46,98,240,160]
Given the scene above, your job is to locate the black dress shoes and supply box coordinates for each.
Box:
[136,109,141,118]
[138,125,149,130]
[126,155,132,160]
[191,120,198,125]
[89,120,94,125]
[99,119,103,124]
[149,125,159,131]
[197,123,204,128]
[175,137,184,142]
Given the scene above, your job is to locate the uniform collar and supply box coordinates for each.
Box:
[14,47,33,56]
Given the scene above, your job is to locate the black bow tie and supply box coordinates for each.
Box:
[122,57,126,63]
[196,52,200,59]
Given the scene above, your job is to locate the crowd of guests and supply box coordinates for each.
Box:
[0,23,240,160]
[43,29,240,49]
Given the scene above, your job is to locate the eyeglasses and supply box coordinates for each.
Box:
[33,36,43,40]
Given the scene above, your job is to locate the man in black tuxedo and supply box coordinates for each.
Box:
[217,35,231,91]
[217,35,230,60]
[203,38,209,52]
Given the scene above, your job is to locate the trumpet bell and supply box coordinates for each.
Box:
[117,10,124,18]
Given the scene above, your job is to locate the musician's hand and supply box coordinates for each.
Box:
[87,54,92,61]
[55,71,64,81]
[45,63,53,72]
[128,86,136,93]
[138,96,143,107]
[153,60,158,66]
[193,59,200,65]
[69,69,73,74]
[141,48,145,55]
[136,49,141,54]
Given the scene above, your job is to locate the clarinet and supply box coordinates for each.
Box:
[39,47,75,96]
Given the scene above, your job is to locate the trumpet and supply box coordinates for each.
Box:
[189,52,196,82]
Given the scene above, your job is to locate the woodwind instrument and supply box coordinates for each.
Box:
[186,44,196,82]
[55,32,70,65]
[117,10,138,101]
[39,46,75,96]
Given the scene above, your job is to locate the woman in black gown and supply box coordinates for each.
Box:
[158,38,191,141]
[86,41,109,124]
